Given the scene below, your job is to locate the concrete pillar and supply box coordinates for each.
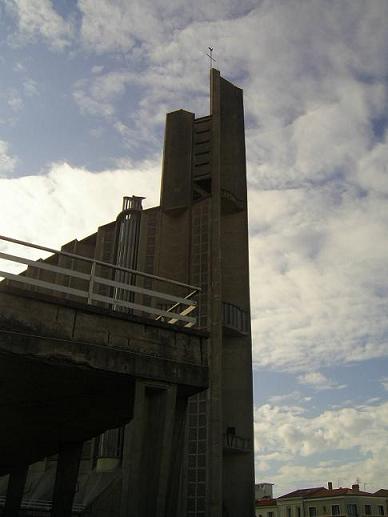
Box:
[165,395,189,517]
[120,380,183,517]
[51,441,83,517]
[3,465,28,516]
[155,384,178,517]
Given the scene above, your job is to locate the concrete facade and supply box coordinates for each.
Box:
[139,68,255,516]
[256,484,275,500]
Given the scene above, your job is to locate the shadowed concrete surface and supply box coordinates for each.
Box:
[0,287,208,515]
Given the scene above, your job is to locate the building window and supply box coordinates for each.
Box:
[309,508,317,517]
[332,505,340,516]
[365,506,371,516]
[297,508,301,517]
[347,504,358,517]
[268,512,273,517]
[378,507,385,516]
[287,508,292,517]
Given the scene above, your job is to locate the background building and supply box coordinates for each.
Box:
[256,484,388,517]
[256,484,275,500]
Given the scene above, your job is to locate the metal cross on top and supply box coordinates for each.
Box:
[206,47,216,68]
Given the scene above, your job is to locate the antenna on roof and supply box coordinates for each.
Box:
[206,47,216,68]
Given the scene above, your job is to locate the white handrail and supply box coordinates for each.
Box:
[0,235,200,327]
[0,496,85,511]
[0,234,200,291]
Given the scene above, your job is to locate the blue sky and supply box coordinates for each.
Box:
[1,0,388,496]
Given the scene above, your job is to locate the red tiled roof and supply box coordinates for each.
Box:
[279,487,326,499]
[374,489,388,496]
[311,488,372,497]
[279,487,379,499]
[256,498,277,506]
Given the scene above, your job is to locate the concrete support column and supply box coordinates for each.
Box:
[51,441,83,517]
[3,465,28,516]
[120,380,183,517]
[165,395,189,517]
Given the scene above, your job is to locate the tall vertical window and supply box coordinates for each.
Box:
[287,508,292,517]
[332,505,340,516]
[309,508,317,517]
[365,506,371,516]
[378,507,385,516]
[347,504,358,517]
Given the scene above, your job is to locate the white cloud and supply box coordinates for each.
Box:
[72,71,135,119]
[356,133,388,195]
[380,378,388,392]
[0,141,17,177]
[23,79,39,97]
[77,0,257,54]
[0,162,161,269]
[249,182,388,372]
[255,401,388,494]
[297,372,346,391]
[6,0,73,49]
[268,391,312,405]
[73,83,115,118]
[7,90,23,112]
[72,70,172,150]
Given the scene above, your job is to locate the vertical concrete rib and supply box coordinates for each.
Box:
[165,394,189,517]
[207,68,224,517]
[51,442,83,517]
[3,465,28,517]
[120,381,183,517]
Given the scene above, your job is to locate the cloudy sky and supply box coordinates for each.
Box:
[1,0,388,496]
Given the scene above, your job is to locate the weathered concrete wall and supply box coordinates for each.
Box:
[0,287,208,478]
[161,110,194,212]
[0,288,208,387]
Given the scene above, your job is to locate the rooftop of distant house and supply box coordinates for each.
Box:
[255,482,388,507]
[256,498,277,507]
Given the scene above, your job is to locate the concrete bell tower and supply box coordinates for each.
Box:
[138,68,255,517]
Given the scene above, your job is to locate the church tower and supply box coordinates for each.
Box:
[136,68,255,516]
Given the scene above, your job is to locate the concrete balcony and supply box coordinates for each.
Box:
[223,430,252,454]
[222,302,249,336]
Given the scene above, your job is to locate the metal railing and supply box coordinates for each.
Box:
[320,515,383,517]
[315,515,382,517]
[222,302,249,335]
[0,496,85,514]
[0,496,86,515]
[0,234,200,328]
[223,431,251,453]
